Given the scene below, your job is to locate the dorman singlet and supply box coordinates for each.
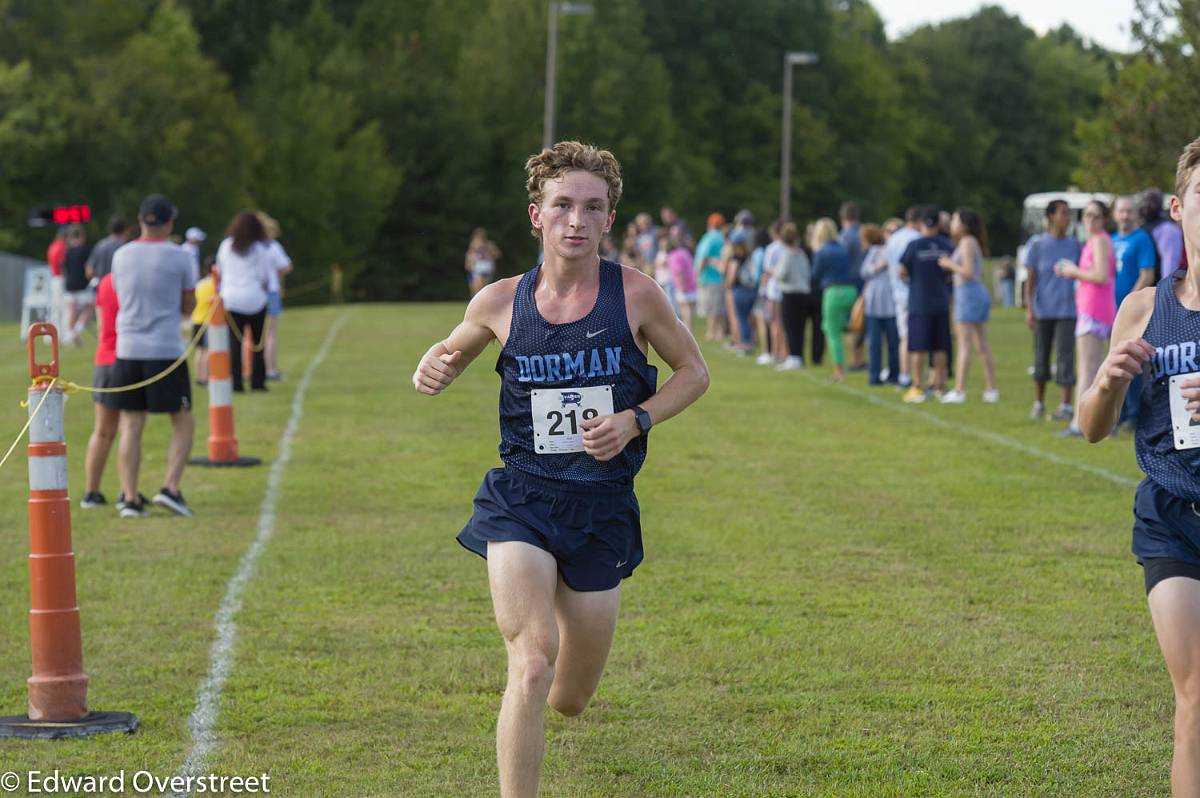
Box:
[1136,271,1200,502]
[496,259,657,484]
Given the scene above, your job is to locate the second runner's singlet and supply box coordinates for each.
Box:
[1136,271,1200,503]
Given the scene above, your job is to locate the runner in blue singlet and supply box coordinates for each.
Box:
[1079,136,1200,796]
[412,141,709,798]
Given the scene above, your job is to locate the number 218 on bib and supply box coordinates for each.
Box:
[530,386,615,454]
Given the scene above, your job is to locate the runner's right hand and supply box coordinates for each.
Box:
[413,349,462,396]
[1097,338,1154,392]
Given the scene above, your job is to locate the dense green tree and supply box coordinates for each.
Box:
[0,0,1129,298]
[0,61,71,250]
[1076,58,1181,193]
[76,1,259,238]
[246,2,399,295]
[555,0,681,223]
[1075,0,1200,193]
[341,0,493,299]
[0,1,257,254]
[817,0,910,221]
[893,7,1108,252]
[640,0,830,225]
[0,0,154,73]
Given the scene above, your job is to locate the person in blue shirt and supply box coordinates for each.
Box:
[1113,195,1159,433]
[1024,200,1082,421]
[722,229,760,353]
[898,206,955,401]
[812,217,857,382]
[1114,196,1159,306]
[694,214,727,343]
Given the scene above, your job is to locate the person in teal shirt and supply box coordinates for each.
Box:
[695,212,727,342]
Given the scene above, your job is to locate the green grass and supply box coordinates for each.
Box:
[0,302,1174,796]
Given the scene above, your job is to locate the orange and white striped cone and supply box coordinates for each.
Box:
[190,276,261,467]
[0,322,137,739]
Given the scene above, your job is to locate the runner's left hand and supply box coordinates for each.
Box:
[581,410,639,462]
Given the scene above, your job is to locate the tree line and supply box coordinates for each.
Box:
[0,0,1184,301]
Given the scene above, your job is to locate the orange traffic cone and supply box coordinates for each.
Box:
[0,323,137,739]
[190,272,261,468]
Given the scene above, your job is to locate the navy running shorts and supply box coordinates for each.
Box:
[906,311,951,353]
[1133,477,1200,589]
[457,467,643,592]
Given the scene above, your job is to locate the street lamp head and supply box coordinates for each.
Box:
[786,52,818,66]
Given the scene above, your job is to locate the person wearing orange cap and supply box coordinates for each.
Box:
[694,212,727,341]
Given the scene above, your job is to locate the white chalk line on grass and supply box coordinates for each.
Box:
[794,371,1140,488]
[170,313,348,796]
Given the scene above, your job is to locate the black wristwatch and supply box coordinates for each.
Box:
[632,405,653,436]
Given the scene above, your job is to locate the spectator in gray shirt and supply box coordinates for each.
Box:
[109,194,196,519]
[860,222,898,385]
[85,215,128,283]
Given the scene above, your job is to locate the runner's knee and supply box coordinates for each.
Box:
[1174,671,1200,724]
[509,651,555,701]
[548,688,591,717]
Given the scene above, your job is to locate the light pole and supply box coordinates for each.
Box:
[543,2,594,150]
[779,51,818,222]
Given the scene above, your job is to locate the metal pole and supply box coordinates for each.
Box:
[542,2,559,150]
[780,58,794,223]
[779,52,817,223]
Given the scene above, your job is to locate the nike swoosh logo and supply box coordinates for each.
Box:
[615,560,628,568]
[586,329,607,339]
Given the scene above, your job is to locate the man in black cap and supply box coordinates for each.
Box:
[109,194,197,518]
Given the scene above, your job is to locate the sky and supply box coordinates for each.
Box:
[871,0,1139,51]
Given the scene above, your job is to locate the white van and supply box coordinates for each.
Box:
[1015,191,1113,307]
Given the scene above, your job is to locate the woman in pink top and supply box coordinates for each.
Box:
[1056,199,1116,436]
[667,233,697,329]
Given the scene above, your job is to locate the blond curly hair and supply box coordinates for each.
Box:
[525,141,622,239]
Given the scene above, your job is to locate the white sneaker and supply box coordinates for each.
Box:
[897,374,912,387]
[939,389,966,404]
[982,389,1000,403]
[776,356,804,371]
[756,353,775,366]
[1030,400,1045,420]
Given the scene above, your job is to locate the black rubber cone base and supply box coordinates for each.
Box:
[189,455,262,467]
[0,711,138,739]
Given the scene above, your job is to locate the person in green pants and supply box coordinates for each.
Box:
[811,217,859,382]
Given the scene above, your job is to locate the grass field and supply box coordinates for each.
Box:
[0,301,1176,797]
